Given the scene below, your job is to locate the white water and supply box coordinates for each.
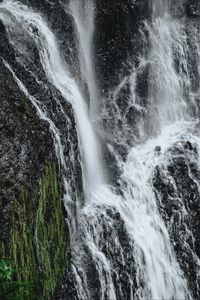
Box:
[68,0,99,120]
[121,122,194,299]
[0,0,104,200]
[1,0,200,299]
[68,2,196,288]
[71,123,195,299]
[70,1,197,298]
[146,12,191,135]
[151,0,168,17]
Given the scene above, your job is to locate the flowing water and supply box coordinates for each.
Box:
[1,0,200,299]
[68,0,99,119]
[0,0,104,204]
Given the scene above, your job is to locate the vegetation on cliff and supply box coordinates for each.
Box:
[0,163,69,299]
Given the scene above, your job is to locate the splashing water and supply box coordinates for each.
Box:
[0,0,104,203]
[68,0,99,120]
[1,0,200,299]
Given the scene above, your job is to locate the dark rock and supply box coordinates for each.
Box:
[186,0,200,17]
[1,0,200,298]
[169,0,187,18]
[0,57,55,243]
[153,140,200,299]
[95,0,150,95]
[154,145,161,152]
[19,0,79,78]
[55,206,137,300]
[0,2,82,290]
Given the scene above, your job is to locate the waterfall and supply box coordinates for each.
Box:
[120,124,193,299]
[0,0,104,202]
[1,0,200,299]
[67,0,194,297]
[146,0,190,135]
[68,0,99,120]
[151,0,169,17]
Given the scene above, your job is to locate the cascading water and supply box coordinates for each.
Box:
[1,0,200,299]
[147,0,190,135]
[151,0,168,18]
[58,1,196,299]
[68,0,99,120]
[0,0,104,204]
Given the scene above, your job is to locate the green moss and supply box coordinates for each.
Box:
[0,162,69,299]
[0,243,5,259]
[35,163,69,299]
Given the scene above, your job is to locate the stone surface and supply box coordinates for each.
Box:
[95,0,150,95]
[0,57,55,243]
[1,0,200,298]
[186,0,200,17]
[153,140,200,299]
[55,206,137,300]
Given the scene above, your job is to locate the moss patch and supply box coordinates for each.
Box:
[0,163,69,299]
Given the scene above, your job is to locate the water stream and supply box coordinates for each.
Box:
[1,0,200,299]
[0,0,104,203]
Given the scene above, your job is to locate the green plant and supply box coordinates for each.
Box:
[35,163,69,298]
[0,259,31,300]
[1,162,69,299]
[0,259,13,281]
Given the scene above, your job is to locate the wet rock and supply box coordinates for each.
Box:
[54,268,78,300]
[19,0,79,78]
[154,145,161,152]
[0,1,82,282]
[55,206,137,300]
[169,0,187,18]
[135,63,150,102]
[95,0,150,95]
[0,56,56,242]
[153,140,200,299]
[186,0,200,17]
[1,0,200,298]
[0,9,83,207]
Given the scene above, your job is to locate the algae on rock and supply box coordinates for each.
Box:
[0,162,69,299]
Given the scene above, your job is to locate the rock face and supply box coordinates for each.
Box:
[153,139,200,299]
[20,0,80,77]
[0,57,55,243]
[0,0,82,241]
[186,0,200,17]
[1,0,200,299]
[95,0,150,95]
[0,1,82,297]
[55,206,137,300]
